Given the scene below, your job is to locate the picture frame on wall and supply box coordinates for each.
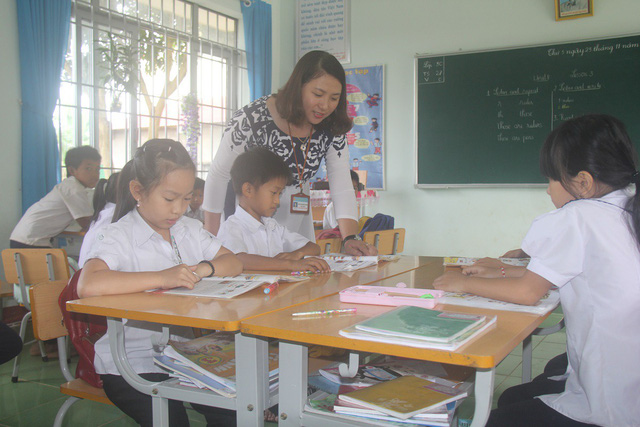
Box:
[555,0,593,21]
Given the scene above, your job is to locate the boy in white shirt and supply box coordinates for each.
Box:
[10,146,101,248]
[184,177,205,223]
[218,147,330,272]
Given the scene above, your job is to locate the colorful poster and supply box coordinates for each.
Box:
[314,65,384,189]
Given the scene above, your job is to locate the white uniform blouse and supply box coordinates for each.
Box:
[86,209,223,375]
[202,96,357,241]
[521,189,640,427]
[78,202,116,267]
[217,206,310,257]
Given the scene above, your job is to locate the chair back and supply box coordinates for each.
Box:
[2,248,70,285]
[316,238,342,254]
[2,248,70,310]
[363,228,406,255]
[29,280,68,342]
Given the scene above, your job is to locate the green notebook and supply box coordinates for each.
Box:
[355,306,486,343]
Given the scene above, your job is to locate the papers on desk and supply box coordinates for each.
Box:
[443,256,530,267]
[316,254,399,272]
[153,332,279,397]
[439,289,560,315]
[339,306,497,351]
[160,274,308,299]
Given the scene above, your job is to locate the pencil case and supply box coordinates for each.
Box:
[339,285,444,309]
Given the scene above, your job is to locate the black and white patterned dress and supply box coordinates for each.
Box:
[203,96,357,240]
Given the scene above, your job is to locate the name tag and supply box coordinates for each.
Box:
[290,192,310,214]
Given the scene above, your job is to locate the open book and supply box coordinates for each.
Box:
[311,254,398,272]
[160,274,308,298]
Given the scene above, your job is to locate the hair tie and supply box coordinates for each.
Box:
[632,171,640,186]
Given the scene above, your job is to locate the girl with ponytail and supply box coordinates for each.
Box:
[434,114,640,426]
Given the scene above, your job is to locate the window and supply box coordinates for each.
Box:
[55,0,248,178]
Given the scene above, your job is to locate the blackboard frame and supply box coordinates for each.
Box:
[414,33,640,188]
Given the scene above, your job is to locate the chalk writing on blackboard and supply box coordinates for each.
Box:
[418,57,445,85]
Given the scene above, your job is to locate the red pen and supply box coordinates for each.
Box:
[263,282,279,294]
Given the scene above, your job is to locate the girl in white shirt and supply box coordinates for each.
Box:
[434,114,640,427]
[78,139,242,427]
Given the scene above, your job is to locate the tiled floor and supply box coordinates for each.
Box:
[1,312,566,426]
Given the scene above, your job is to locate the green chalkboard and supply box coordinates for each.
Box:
[415,34,640,187]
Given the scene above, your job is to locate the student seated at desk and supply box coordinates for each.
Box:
[184,177,205,223]
[323,169,361,229]
[218,147,330,272]
[78,139,242,427]
[10,146,101,248]
[434,114,640,427]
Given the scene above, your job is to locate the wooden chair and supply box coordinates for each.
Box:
[1,248,70,382]
[316,238,342,254]
[363,228,406,255]
[29,280,112,427]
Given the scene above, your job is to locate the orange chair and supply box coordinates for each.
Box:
[363,228,406,255]
[1,248,70,382]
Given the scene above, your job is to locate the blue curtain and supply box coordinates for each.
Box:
[16,0,71,212]
[241,0,272,101]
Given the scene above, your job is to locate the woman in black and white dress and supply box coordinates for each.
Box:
[203,50,376,256]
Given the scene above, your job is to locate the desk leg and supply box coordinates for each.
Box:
[106,318,169,426]
[470,368,495,427]
[236,333,268,427]
[278,341,307,427]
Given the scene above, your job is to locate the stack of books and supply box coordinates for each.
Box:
[306,357,472,426]
[339,305,497,351]
[153,332,279,397]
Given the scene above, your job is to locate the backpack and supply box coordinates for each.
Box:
[58,269,107,388]
[357,213,395,239]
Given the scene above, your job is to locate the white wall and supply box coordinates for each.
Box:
[341,0,640,256]
[0,0,21,276]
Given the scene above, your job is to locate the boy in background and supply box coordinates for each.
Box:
[218,147,330,272]
[184,177,205,223]
[10,146,101,248]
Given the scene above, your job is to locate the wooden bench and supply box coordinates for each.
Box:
[29,280,112,427]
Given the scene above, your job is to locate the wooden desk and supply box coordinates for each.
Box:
[241,264,550,427]
[66,256,434,427]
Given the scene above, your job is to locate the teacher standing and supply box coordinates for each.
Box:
[203,50,376,256]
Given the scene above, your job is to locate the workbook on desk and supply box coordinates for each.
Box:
[316,254,396,272]
[438,289,560,315]
[154,332,279,394]
[339,306,497,351]
[160,274,308,298]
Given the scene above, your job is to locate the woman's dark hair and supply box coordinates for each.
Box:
[114,139,195,221]
[540,114,640,245]
[275,50,352,135]
[91,173,119,223]
[230,147,293,194]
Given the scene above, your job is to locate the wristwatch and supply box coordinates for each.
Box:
[342,234,362,245]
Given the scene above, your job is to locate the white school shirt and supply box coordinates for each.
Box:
[78,202,116,267]
[86,209,223,375]
[10,176,94,246]
[217,205,310,257]
[521,189,640,427]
